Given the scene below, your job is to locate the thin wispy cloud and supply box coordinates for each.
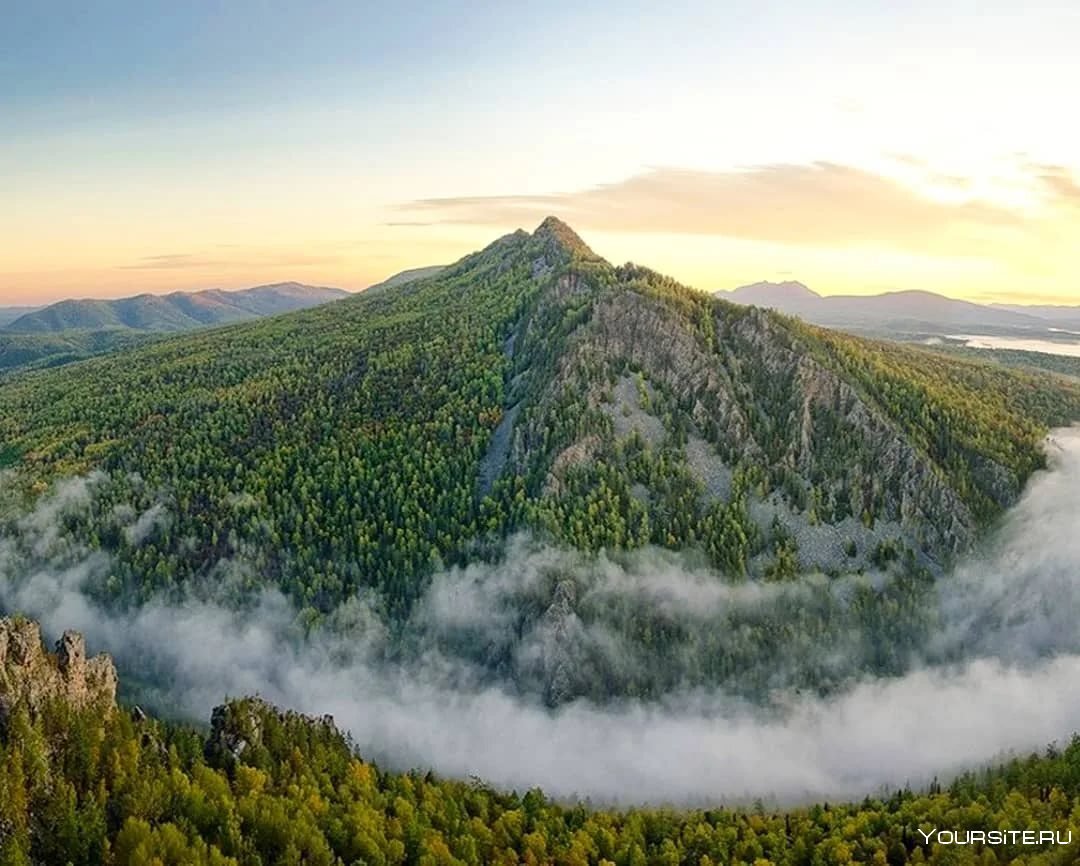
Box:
[1036,165,1080,207]
[116,252,342,271]
[396,163,1021,253]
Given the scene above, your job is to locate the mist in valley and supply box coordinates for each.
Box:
[2,429,1080,805]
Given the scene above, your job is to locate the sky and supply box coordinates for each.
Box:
[3,0,1080,305]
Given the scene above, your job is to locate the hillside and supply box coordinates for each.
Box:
[4,281,349,334]
[916,342,1080,381]
[0,306,41,328]
[363,263,446,294]
[0,329,159,375]
[1,219,1077,633]
[0,616,1078,865]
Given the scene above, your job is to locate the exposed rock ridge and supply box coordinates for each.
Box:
[724,310,979,556]
[509,262,984,563]
[0,617,117,723]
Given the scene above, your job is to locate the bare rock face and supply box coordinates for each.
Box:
[207,702,261,764]
[0,618,117,724]
[507,263,996,567]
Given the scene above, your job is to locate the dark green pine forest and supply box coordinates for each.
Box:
[3,219,1080,864]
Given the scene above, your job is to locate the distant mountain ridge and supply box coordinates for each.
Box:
[4,282,350,334]
[719,281,1080,332]
[0,306,42,328]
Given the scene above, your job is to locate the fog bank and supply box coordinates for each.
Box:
[2,429,1080,805]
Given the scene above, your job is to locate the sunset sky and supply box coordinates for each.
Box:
[4,1,1080,305]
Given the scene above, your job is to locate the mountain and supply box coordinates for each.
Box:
[1,218,1079,710]
[4,222,1080,836]
[363,263,446,294]
[719,283,1057,333]
[2,615,1080,864]
[725,280,823,314]
[2,218,1077,597]
[3,281,350,334]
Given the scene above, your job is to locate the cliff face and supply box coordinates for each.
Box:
[0,618,117,722]
[501,254,999,572]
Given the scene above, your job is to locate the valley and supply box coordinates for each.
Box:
[4,619,1080,866]
[2,219,1080,863]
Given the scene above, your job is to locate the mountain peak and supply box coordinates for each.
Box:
[723,281,822,312]
[731,280,820,300]
[532,216,596,259]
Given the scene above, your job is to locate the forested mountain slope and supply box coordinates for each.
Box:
[1,617,1078,866]
[0,329,159,376]
[1,218,1078,618]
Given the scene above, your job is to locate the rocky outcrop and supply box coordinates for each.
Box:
[205,697,339,767]
[583,292,759,458]
[206,702,262,764]
[506,260,992,566]
[0,618,117,723]
[726,311,980,556]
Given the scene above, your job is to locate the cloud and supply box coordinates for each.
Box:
[1035,165,1080,208]
[3,429,1080,806]
[116,253,230,270]
[395,163,1020,253]
[116,251,341,270]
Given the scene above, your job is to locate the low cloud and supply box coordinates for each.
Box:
[2,430,1080,806]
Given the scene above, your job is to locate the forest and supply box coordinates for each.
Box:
[1,650,1079,866]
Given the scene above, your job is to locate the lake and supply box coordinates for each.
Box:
[947,334,1080,358]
